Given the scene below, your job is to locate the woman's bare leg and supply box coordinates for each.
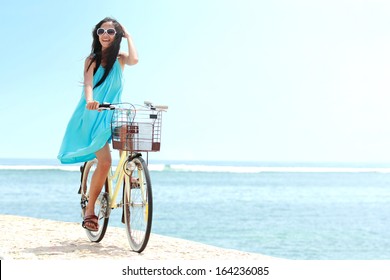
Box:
[84,143,112,228]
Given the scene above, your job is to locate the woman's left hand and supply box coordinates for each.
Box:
[120,24,130,38]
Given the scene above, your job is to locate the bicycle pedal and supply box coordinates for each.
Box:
[80,197,88,209]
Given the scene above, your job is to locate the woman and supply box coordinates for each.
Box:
[58,17,138,231]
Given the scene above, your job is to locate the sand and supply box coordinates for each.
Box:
[0,214,278,260]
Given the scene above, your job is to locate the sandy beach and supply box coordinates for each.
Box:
[0,214,277,260]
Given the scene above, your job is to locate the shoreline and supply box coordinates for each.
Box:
[0,214,279,260]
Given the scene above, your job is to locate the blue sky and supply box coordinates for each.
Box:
[1,0,390,163]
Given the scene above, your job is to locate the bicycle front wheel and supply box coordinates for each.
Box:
[80,159,110,242]
[123,156,153,253]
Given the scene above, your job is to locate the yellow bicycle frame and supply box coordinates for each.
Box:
[106,151,148,210]
[107,150,130,209]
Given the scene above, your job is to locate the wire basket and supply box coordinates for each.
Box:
[111,106,163,152]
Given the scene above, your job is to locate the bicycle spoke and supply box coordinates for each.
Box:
[123,156,152,253]
[80,160,110,242]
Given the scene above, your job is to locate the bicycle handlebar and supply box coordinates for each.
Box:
[98,101,168,111]
[144,101,169,111]
[98,103,115,110]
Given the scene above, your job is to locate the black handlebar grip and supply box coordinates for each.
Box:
[99,103,112,109]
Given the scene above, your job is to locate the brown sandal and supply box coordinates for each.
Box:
[82,214,99,232]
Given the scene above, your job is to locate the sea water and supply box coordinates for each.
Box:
[0,158,390,260]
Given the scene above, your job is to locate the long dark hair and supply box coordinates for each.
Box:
[87,17,124,89]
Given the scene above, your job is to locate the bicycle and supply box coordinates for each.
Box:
[78,101,168,253]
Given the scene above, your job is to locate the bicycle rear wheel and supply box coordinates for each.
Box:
[80,159,110,242]
[123,156,153,253]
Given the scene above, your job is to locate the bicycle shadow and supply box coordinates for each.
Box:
[20,238,138,259]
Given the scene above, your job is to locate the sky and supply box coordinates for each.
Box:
[1,0,390,163]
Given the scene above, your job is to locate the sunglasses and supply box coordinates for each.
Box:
[97,28,117,36]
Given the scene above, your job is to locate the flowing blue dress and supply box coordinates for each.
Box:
[58,59,123,164]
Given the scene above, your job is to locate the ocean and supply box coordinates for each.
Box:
[0,158,389,260]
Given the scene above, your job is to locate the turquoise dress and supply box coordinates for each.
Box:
[58,59,123,164]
